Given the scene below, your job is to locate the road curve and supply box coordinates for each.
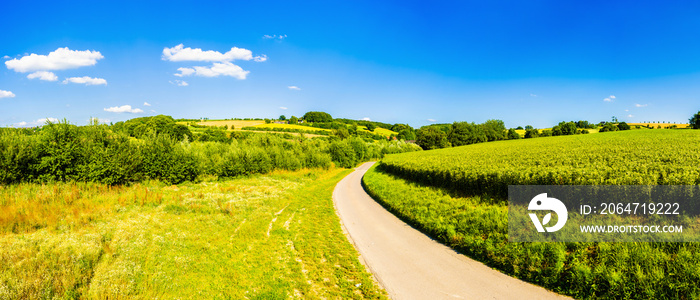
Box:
[333,162,570,300]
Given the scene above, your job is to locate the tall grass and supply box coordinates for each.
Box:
[0,169,386,299]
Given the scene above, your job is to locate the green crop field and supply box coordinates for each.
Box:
[0,168,386,299]
[363,130,700,299]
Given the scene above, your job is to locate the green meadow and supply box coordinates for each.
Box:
[0,168,386,299]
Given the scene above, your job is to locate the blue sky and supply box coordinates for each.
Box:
[2,1,700,128]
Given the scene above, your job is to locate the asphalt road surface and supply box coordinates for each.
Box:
[333,162,570,300]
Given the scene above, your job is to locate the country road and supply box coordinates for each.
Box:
[333,162,570,300]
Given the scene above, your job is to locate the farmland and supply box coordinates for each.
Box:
[363,129,700,299]
[0,168,386,299]
[188,120,398,138]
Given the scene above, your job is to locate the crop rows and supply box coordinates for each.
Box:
[379,130,700,200]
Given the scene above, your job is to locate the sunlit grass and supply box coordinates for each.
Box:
[0,168,385,299]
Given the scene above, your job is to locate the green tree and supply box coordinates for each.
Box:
[558,121,577,135]
[507,128,521,140]
[524,128,539,138]
[366,123,377,131]
[690,111,700,129]
[416,126,449,150]
[480,119,506,141]
[617,122,631,131]
[289,116,298,124]
[448,122,487,146]
[525,125,534,130]
[303,111,333,123]
[279,115,286,121]
[397,129,416,141]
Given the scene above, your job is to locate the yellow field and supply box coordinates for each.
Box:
[252,123,333,131]
[629,123,690,129]
[176,120,266,130]
[357,126,397,137]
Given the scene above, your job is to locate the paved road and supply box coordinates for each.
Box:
[333,162,570,300]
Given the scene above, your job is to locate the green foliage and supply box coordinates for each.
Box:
[480,119,506,141]
[116,115,192,141]
[416,126,449,150]
[525,125,534,130]
[279,115,286,121]
[303,111,333,123]
[600,123,619,132]
[328,140,358,168]
[507,128,521,140]
[690,111,700,129]
[365,123,377,131]
[448,122,487,146]
[617,122,631,131]
[397,129,416,141]
[289,115,298,124]
[0,116,420,185]
[524,128,540,138]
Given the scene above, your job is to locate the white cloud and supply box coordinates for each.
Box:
[362,117,371,121]
[427,119,436,122]
[27,71,58,81]
[627,114,634,118]
[174,67,195,77]
[263,34,287,40]
[253,54,267,62]
[603,97,612,102]
[530,93,537,97]
[37,117,59,124]
[610,95,616,99]
[2,55,10,59]
[288,85,301,90]
[0,90,16,98]
[279,106,288,110]
[162,44,265,62]
[144,102,151,106]
[14,117,60,127]
[174,62,249,79]
[150,109,156,113]
[625,109,629,112]
[635,103,648,107]
[104,105,143,113]
[169,80,188,86]
[63,76,107,85]
[5,47,103,72]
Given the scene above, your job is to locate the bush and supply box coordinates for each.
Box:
[448,122,487,146]
[524,128,540,139]
[303,111,333,123]
[507,128,521,140]
[690,111,700,129]
[600,123,619,132]
[416,126,450,150]
[141,134,199,184]
[328,140,358,168]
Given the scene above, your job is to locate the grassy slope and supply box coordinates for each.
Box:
[356,126,397,137]
[0,169,386,299]
[363,130,700,299]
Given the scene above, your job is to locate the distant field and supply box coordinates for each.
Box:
[629,122,690,129]
[252,123,333,132]
[357,126,397,137]
[0,169,386,299]
[175,120,266,130]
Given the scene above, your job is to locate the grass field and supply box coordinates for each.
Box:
[0,169,386,299]
[363,129,700,299]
